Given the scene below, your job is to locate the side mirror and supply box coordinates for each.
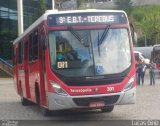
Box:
[41,35,46,50]
[133,32,137,44]
[130,23,137,45]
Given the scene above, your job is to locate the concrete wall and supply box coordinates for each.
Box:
[134,46,153,59]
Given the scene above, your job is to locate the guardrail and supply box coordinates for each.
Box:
[0,58,13,76]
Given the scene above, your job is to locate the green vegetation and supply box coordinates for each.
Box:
[114,1,160,46]
[115,0,133,16]
[34,0,47,21]
[76,1,160,46]
[1,1,160,61]
[0,29,17,60]
[77,0,93,9]
[130,5,160,46]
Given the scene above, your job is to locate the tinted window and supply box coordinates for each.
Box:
[29,29,38,61]
[33,30,38,60]
[18,42,24,64]
[29,33,33,61]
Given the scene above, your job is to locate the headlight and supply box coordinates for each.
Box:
[123,76,135,92]
[49,80,68,96]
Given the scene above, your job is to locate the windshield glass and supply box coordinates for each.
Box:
[49,28,131,77]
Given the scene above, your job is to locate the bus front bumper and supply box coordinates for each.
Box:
[48,87,136,110]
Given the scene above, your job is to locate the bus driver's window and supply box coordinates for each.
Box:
[49,32,56,66]
[56,40,66,61]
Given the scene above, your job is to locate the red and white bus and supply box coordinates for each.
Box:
[152,45,160,70]
[13,10,136,116]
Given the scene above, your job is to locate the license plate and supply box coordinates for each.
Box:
[89,101,105,108]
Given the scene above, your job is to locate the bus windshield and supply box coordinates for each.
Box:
[49,28,131,77]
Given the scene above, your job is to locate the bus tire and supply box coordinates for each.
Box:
[101,106,114,113]
[35,85,40,105]
[41,107,51,116]
[20,89,29,106]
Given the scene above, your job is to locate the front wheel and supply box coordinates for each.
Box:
[101,106,114,113]
[41,107,51,116]
[20,91,29,106]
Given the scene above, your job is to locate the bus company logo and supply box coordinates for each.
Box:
[70,88,92,93]
[93,88,99,93]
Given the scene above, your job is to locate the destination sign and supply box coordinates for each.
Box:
[47,12,127,26]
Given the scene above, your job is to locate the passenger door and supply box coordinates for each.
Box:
[24,40,31,98]
[39,27,47,106]
[18,41,27,98]
[28,30,39,102]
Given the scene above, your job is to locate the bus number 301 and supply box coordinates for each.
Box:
[57,61,68,69]
[107,87,114,92]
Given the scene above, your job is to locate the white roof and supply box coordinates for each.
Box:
[13,9,128,45]
[154,44,160,47]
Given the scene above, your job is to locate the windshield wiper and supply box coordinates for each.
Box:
[68,27,82,42]
[98,25,110,56]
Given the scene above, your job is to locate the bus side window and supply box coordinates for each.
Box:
[29,33,33,61]
[33,29,38,60]
[18,41,24,64]
[29,29,38,61]
[13,46,16,66]
[18,43,21,64]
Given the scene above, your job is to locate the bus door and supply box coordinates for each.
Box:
[39,27,47,106]
[18,41,27,97]
[24,40,31,98]
[28,30,39,102]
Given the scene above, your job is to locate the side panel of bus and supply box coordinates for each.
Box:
[24,39,31,98]
[14,23,48,107]
[26,24,47,106]
[28,29,39,103]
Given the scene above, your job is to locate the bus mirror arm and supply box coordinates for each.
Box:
[130,23,137,45]
[41,36,46,50]
[133,32,137,45]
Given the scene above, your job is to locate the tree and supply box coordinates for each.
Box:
[0,29,17,60]
[77,0,90,9]
[115,0,133,16]
[131,6,160,46]
[34,0,46,21]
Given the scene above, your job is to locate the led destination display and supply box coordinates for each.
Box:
[48,12,127,26]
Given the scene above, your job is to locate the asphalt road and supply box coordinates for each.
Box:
[0,71,160,125]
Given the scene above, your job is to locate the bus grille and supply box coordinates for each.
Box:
[64,77,124,86]
[73,95,120,106]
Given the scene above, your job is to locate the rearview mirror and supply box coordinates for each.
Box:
[41,35,46,50]
[133,32,137,44]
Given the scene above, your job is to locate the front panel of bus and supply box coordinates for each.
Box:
[45,11,136,110]
[153,46,160,70]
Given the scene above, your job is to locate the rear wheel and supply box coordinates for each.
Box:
[101,106,114,113]
[20,89,29,106]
